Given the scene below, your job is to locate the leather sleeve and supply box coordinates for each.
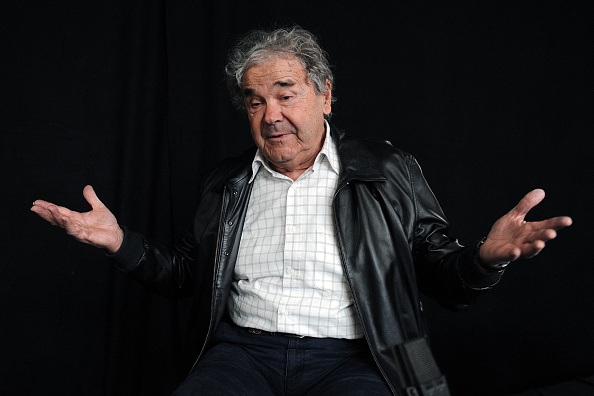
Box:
[108,224,200,298]
[407,155,503,310]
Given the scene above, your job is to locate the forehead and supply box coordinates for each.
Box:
[242,56,308,92]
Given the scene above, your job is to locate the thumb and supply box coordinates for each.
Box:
[510,189,545,219]
[82,185,105,209]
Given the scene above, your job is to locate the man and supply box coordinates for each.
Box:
[31,27,572,395]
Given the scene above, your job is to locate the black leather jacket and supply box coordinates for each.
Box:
[113,127,503,394]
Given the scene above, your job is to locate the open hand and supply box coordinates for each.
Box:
[31,185,124,254]
[479,189,572,267]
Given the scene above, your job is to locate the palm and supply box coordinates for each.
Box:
[479,189,572,266]
[31,185,123,253]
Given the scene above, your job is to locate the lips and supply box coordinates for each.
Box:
[261,123,296,142]
[264,129,295,141]
[267,132,290,138]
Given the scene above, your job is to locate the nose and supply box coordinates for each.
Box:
[263,100,283,124]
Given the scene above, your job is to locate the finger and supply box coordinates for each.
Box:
[528,216,573,232]
[491,244,522,263]
[520,240,546,259]
[485,241,549,264]
[31,204,62,226]
[509,189,546,219]
[82,185,105,209]
[31,199,57,210]
[47,204,69,228]
[525,228,557,244]
[549,215,573,229]
[31,201,71,226]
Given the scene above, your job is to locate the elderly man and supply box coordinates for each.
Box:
[32,27,571,396]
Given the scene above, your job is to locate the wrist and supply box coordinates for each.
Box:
[105,226,124,254]
[475,237,509,272]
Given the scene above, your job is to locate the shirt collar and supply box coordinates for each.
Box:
[249,121,340,183]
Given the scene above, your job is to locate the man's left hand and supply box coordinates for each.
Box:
[479,189,572,268]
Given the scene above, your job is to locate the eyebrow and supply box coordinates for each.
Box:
[275,80,295,88]
[242,80,296,97]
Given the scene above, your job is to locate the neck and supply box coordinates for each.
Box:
[268,162,312,181]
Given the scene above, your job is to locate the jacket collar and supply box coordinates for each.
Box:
[330,124,387,185]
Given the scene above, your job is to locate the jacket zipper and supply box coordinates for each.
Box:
[188,185,228,373]
[332,179,397,395]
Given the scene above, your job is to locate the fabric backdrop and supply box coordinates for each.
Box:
[1,1,592,395]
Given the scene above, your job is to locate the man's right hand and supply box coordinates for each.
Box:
[31,185,124,254]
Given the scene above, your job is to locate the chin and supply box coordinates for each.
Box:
[264,148,295,162]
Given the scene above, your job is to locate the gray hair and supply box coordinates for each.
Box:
[225,26,335,114]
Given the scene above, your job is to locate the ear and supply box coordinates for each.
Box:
[322,79,332,115]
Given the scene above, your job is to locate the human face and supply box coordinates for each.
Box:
[242,56,332,179]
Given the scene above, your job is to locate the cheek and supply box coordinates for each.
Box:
[249,125,269,152]
[250,129,263,148]
[248,114,263,135]
[247,111,259,126]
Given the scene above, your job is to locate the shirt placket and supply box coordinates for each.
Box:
[277,176,308,333]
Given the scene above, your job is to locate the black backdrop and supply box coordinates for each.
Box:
[1,1,592,395]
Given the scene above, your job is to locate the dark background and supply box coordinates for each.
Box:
[1,1,592,395]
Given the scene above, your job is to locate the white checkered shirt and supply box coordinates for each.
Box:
[228,125,364,339]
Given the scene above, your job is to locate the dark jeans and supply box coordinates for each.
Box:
[172,322,393,396]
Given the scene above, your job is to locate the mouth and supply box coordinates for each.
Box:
[265,132,293,141]
[261,122,296,143]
